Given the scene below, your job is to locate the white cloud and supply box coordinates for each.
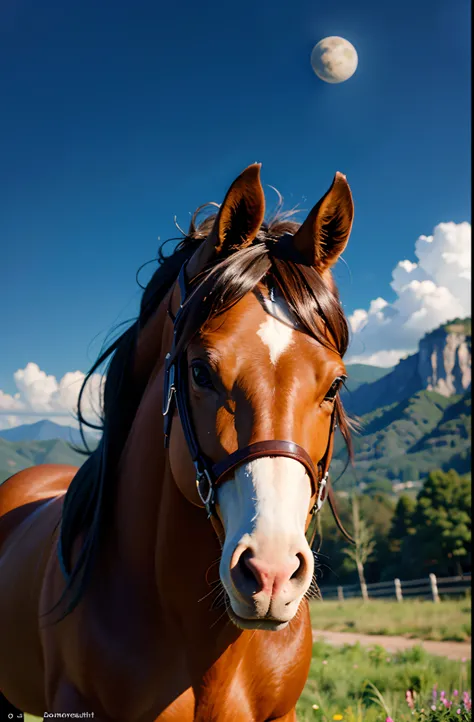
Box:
[347,221,471,367]
[0,362,103,431]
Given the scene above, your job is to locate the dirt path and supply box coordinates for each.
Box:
[312,629,471,661]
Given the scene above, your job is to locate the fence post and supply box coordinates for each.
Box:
[337,586,344,602]
[394,578,403,602]
[429,573,440,603]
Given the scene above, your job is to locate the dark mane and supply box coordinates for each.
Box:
[55,202,353,618]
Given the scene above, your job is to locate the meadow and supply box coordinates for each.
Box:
[309,598,472,642]
[297,640,471,721]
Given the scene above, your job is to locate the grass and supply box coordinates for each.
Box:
[309,598,472,642]
[297,640,471,721]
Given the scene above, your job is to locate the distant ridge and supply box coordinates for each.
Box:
[0,419,95,446]
[344,318,471,416]
[343,363,393,392]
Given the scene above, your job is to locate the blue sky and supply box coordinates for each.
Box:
[0,0,470,418]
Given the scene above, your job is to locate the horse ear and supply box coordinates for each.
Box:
[292,172,354,270]
[186,164,265,278]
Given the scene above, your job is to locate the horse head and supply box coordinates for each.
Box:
[163,164,354,631]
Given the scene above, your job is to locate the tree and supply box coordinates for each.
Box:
[364,477,393,495]
[389,494,416,553]
[342,493,376,601]
[412,470,471,575]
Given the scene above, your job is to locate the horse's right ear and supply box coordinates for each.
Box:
[186,164,266,278]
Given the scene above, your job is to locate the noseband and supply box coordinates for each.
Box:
[162,263,354,546]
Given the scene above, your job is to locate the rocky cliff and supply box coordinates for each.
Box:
[344,318,471,416]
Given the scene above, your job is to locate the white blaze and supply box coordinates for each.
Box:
[218,457,312,579]
[257,295,295,365]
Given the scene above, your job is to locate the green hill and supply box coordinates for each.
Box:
[343,363,393,392]
[0,438,91,485]
[334,390,471,491]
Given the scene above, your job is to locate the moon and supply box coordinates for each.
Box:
[311,36,358,84]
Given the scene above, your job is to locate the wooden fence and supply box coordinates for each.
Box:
[320,573,471,602]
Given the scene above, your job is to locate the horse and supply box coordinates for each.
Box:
[0,163,355,721]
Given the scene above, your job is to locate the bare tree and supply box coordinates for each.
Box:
[343,493,375,601]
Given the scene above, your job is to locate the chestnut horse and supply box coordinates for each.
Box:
[0,164,354,721]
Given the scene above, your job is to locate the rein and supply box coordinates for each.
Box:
[162,263,355,546]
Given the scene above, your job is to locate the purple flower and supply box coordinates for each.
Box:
[385,718,394,722]
[457,709,461,714]
[454,690,459,697]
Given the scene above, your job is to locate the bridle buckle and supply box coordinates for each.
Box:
[312,471,329,515]
[195,465,215,518]
[162,354,176,417]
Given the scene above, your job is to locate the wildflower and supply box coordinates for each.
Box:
[431,705,437,711]
[406,691,415,710]
[332,715,343,721]
[386,718,394,722]
[454,690,459,697]
[461,657,467,663]
[457,709,461,715]
[312,704,320,710]
[432,684,438,701]
[322,660,328,665]
[353,664,358,669]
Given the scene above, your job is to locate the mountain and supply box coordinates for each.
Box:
[343,363,393,392]
[332,388,471,492]
[0,437,93,485]
[0,420,94,445]
[0,421,99,485]
[344,318,471,416]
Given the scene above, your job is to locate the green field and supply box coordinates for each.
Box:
[309,598,472,642]
[297,640,471,721]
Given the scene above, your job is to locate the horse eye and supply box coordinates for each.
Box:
[323,376,346,402]
[191,362,215,390]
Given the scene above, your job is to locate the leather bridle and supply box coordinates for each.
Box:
[162,263,354,547]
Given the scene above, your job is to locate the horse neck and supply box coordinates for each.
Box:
[110,282,224,627]
[108,285,174,577]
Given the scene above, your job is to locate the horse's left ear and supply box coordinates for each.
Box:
[292,172,354,270]
[186,164,265,278]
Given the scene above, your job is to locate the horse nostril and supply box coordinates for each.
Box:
[290,553,306,581]
[240,549,262,587]
[230,547,264,597]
